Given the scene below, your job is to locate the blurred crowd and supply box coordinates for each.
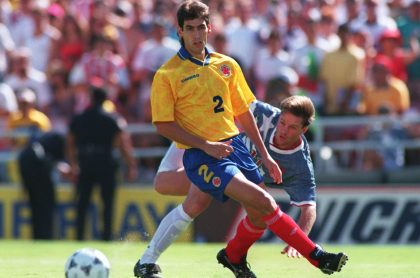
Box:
[0,0,420,182]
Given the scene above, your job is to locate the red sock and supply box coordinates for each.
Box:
[263,206,319,267]
[226,216,265,264]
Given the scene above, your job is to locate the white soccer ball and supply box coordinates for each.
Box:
[64,248,111,278]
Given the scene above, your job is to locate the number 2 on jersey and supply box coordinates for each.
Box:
[213,95,224,113]
[198,164,214,183]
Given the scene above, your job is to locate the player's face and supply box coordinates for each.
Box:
[274,112,308,149]
[179,18,211,59]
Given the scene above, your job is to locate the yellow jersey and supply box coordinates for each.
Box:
[7,108,51,132]
[7,108,52,147]
[151,47,255,148]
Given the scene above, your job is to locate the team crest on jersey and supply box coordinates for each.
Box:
[220,65,231,77]
[212,176,221,187]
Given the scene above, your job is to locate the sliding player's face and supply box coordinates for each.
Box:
[274,112,308,148]
[179,18,211,59]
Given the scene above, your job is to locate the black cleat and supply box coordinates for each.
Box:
[217,248,257,278]
[310,245,348,275]
[133,261,163,278]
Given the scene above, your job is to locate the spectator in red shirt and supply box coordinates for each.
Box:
[375,28,420,82]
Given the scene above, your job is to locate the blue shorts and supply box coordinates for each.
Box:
[183,135,263,202]
[267,181,316,206]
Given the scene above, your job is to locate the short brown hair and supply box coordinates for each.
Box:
[177,0,210,29]
[280,96,315,127]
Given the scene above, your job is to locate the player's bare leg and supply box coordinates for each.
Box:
[154,169,190,196]
[217,174,348,276]
[134,184,211,278]
[216,175,272,278]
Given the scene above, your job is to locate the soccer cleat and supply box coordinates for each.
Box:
[217,248,257,278]
[310,245,348,275]
[133,261,163,278]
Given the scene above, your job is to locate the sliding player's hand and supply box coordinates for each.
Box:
[282,245,303,258]
[203,140,234,160]
[261,155,282,184]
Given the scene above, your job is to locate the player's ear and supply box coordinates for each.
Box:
[302,126,309,134]
[207,23,212,33]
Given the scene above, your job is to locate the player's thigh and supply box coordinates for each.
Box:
[224,174,276,214]
[243,183,269,228]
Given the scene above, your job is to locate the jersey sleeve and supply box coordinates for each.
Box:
[151,69,175,123]
[230,61,255,116]
[241,101,281,172]
[37,111,52,132]
[251,101,281,125]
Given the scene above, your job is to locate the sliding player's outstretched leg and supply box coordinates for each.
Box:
[217,248,257,278]
[310,245,349,275]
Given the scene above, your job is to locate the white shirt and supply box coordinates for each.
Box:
[132,37,179,72]
[0,23,15,75]
[24,28,56,72]
[225,19,260,71]
[0,83,17,113]
[291,44,326,76]
[351,16,397,44]
[4,68,51,108]
[255,48,292,82]
[5,12,34,47]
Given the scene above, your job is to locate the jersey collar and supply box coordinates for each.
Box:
[177,46,212,66]
[269,132,304,154]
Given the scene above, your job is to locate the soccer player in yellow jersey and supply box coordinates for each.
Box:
[134,1,348,278]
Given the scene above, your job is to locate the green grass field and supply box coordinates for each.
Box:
[0,240,419,277]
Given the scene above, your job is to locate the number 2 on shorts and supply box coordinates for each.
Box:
[198,164,214,183]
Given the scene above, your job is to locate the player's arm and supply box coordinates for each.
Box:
[115,130,138,181]
[236,110,282,184]
[113,115,138,181]
[154,121,233,159]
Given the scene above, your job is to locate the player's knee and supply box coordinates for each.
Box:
[301,205,317,220]
[254,191,278,215]
[182,203,204,218]
[154,181,168,195]
[183,198,210,218]
[153,174,170,195]
[153,171,189,196]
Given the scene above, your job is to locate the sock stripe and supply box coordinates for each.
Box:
[263,206,283,226]
[243,217,265,234]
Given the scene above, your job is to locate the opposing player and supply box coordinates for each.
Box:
[135,96,344,278]
[134,1,348,277]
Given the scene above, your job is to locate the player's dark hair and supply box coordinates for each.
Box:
[90,85,108,107]
[280,96,315,127]
[176,1,210,45]
[177,1,209,28]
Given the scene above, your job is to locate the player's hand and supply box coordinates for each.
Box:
[57,162,72,179]
[261,155,282,184]
[281,245,303,258]
[203,140,234,159]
